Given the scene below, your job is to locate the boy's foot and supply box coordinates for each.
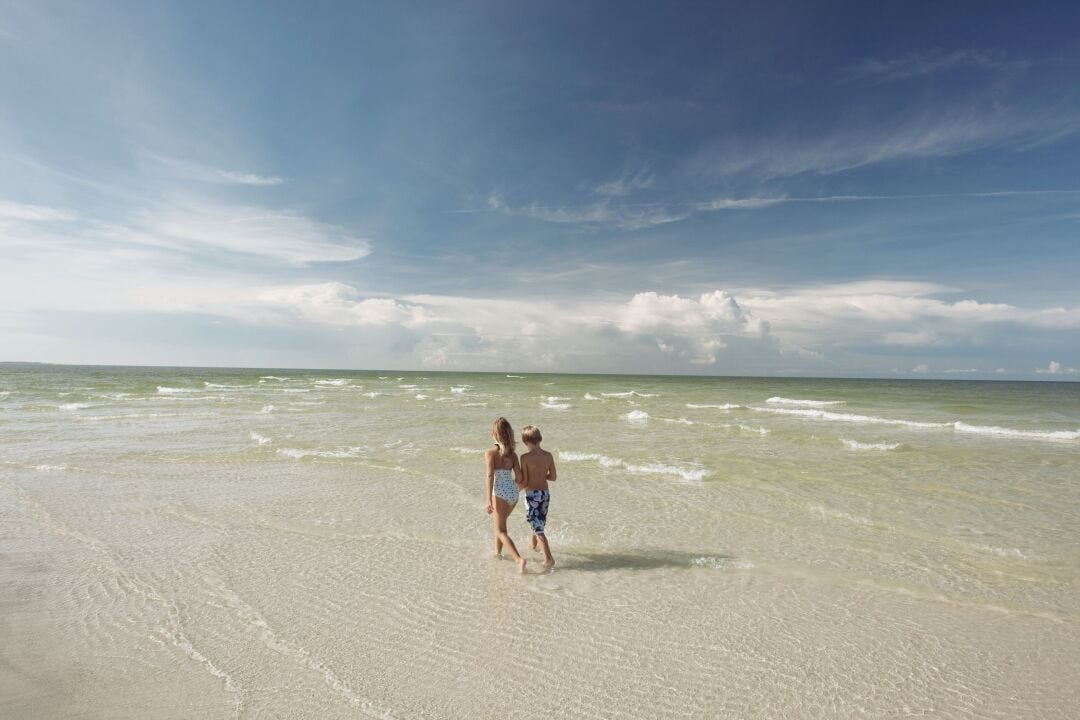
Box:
[542,558,556,567]
[518,558,527,574]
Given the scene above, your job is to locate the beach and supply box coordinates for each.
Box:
[2,364,1079,718]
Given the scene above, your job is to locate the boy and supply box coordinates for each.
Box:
[519,425,557,566]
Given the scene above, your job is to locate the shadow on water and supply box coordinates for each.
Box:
[555,550,734,572]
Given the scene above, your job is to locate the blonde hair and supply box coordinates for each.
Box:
[491,417,515,457]
[521,425,542,444]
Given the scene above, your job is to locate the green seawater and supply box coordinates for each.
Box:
[2,364,1079,718]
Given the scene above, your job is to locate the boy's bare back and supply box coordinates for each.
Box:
[520,447,556,492]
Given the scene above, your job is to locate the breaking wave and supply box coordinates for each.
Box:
[766,397,845,406]
[560,451,709,482]
[276,446,366,460]
[749,406,947,428]
[953,422,1079,442]
[842,439,902,451]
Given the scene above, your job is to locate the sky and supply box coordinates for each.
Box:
[2,1,1079,378]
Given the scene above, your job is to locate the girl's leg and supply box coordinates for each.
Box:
[493,499,526,573]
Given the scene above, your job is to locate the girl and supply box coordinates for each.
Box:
[485,417,526,573]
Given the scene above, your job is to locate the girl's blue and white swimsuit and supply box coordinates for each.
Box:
[492,468,519,504]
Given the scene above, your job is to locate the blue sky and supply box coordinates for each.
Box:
[2,1,1079,377]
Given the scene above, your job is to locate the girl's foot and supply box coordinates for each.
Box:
[542,558,556,567]
[518,557,527,574]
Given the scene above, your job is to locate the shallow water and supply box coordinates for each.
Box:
[2,364,1079,718]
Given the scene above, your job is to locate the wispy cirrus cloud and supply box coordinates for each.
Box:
[1,196,371,266]
[483,186,1080,232]
[144,152,285,186]
[486,193,689,231]
[698,107,1080,181]
[843,49,1021,82]
[0,199,79,222]
[593,170,655,197]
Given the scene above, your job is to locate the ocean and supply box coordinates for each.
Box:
[2,363,1078,718]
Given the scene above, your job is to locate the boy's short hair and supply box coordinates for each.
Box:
[521,425,542,444]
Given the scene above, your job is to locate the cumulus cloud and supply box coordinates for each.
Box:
[257,283,429,327]
[1035,360,1078,375]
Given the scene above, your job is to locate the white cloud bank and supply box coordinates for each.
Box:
[3,199,1078,374]
[137,280,1075,374]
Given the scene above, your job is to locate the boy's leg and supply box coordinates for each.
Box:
[537,534,555,566]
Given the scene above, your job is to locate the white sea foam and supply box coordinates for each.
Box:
[451,447,479,455]
[560,450,708,481]
[204,382,249,389]
[626,410,650,423]
[250,432,272,445]
[750,406,948,428]
[59,402,91,411]
[686,403,741,410]
[314,379,348,386]
[809,504,873,527]
[542,396,571,411]
[157,386,198,394]
[767,397,845,406]
[260,376,290,381]
[282,389,311,393]
[277,446,365,460]
[842,439,902,451]
[364,392,383,398]
[259,404,275,414]
[661,417,696,425]
[398,384,418,389]
[583,393,599,400]
[34,464,67,472]
[415,394,429,400]
[450,386,469,394]
[0,391,12,396]
[602,391,659,398]
[733,424,770,435]
[506,374,525,378]
[971,543,1033,560]
[462,402,488,407]
[953,422,1080,441]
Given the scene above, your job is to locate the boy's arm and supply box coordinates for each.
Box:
[547,451,557,482]
[484,451,494,513]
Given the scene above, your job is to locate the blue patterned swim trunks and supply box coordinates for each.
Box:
[524,490,550,536]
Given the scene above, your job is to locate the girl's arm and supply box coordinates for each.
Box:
[484,450,495,513]
[513,453,524,487]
